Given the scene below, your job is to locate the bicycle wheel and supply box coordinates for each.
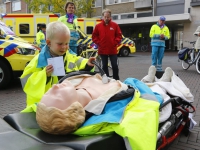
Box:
[196,56,200,74]
[181,60,191,70]
[141,45,147,52]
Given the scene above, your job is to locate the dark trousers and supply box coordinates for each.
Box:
[100,54,119,80]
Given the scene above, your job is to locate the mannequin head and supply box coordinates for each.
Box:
[36,101,85,135]
[36,80,86,135]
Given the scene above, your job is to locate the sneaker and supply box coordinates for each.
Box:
[142,65,156,83]
[159,67,173,82]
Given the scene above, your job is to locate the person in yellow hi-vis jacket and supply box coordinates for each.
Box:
[58,2,80,54]
[149,16,170,71]
[36,24,46,49]
[20,21,95,111]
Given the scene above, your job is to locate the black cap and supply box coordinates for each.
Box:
[41,24,46,28]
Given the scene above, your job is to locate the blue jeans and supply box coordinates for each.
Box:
[100,54,119,80]
[151,46,165,71]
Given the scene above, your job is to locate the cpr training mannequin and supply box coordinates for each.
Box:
[36,66,194,135]
[36,74,128,135]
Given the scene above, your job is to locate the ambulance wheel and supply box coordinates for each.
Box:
[120,47,130,57]
[0,61,11,89]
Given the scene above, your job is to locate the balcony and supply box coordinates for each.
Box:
[134,0,152,9]
[190,0,200,7]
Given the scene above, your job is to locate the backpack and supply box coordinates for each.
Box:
[178,47,189,60]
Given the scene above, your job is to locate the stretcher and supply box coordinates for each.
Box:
[0,71,195,150]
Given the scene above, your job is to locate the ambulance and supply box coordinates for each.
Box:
[1,13,59,43]
[1,14,135,56]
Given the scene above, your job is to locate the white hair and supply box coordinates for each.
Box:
[46,21,70,40]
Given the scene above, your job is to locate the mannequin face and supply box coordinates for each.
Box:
[40,81,79,110]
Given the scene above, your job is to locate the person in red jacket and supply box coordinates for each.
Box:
[92,8,122,80]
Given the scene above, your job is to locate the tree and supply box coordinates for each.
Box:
[24,0,95,17]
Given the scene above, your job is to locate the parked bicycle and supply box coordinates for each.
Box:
[77,43,102,68]
[141,43,151,52]
[178,41,200,74]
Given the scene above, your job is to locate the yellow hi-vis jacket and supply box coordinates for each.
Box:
[74,90,160,150]
[149,23,170,47]
[36,30,46,49]
[20,50,90,108]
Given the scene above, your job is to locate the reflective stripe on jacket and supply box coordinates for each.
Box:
[20,50,89,107]
[36,30,46,48]
[149,24,170,47]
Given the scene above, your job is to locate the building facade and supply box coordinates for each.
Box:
[91,0,200,51]
[2,0,30,13]
[1,0,200,51]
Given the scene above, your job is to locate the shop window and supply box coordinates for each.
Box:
[19,24,30,34]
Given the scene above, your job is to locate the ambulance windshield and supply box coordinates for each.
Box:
[0,21,15,36]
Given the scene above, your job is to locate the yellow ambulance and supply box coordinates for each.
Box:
[1,13,59,43]
[1,14,135,56]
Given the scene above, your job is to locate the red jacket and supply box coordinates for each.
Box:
[92,20,122,55]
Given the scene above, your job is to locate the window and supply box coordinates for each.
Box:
[107,0,135,4]
[121,0,130,2]
[137,12,152,18]
[108,0,119,4]
[157,0,181,3]
[37,23,47,32]
[112,15,118,20]
[19,24,30,34]
[12,1,21,11]
[0,23,15,35]
[48,5,53,11]
[121,13,134,19]
[86,26,93,34]
[92,0,102,7]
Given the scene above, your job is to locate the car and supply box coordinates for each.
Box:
[0,39,39,88]
[77,28,136,57]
